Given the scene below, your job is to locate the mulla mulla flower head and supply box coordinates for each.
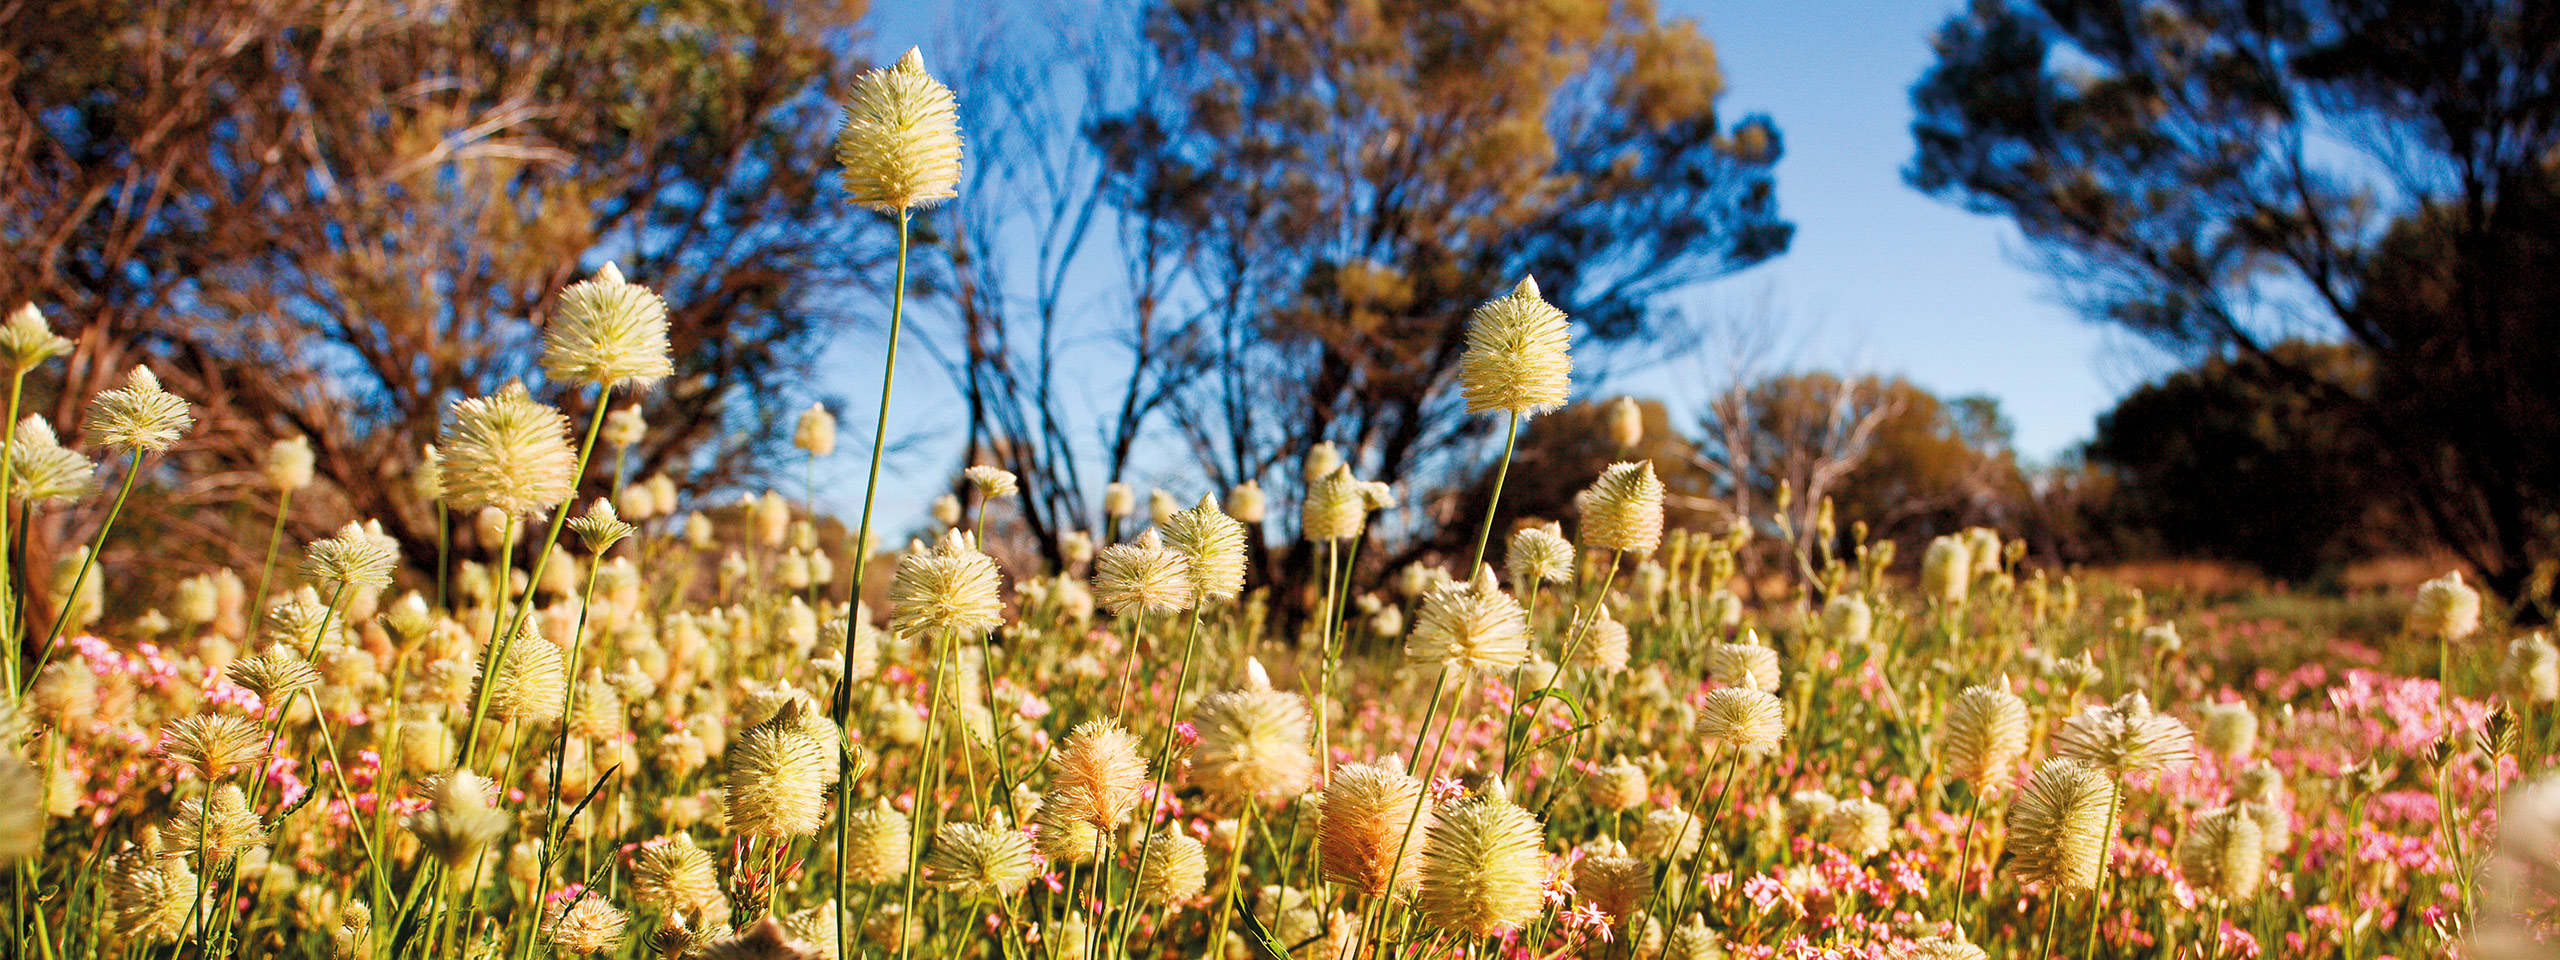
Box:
[1417,790,1547,938]
[85,365,194,452]
[843,799,913,885]
[226,645,321,704]
[793,402,836,456]
[1506,521,1575,590]
[2176,806,2266,902]
[304,522,399,590]
[925,822,1041,898]
[1160,494,1247,601]
[1458,276,1572,416]
[568,498,636,554]
[630,835,724,916]
[964,464,1018,500]
[544,263,672,389]
[438,383,577,516]
[2050,692,2195,776]
[1135,828,1207,906]
[7,417,97,503]
[724,697,841,838]
[544,895,628,955]
[158,714,270,781]
[888,529,1004,637]
[0,303,71,371]
[408,768,508,869]
[1048,718,1150,831]
[1695,679,1786,753]
[1303,464,1368,543]
[2410,570,2482,642]
[1189,660,1316,806]
[2006,758,2118,893]
[166,784,268,867]
[263,435,314,493]
[838,47,963,211]
[1319,759,1431,897]
[1225,480,1267,524]
[1577,461,1664,555]
[1089,530,1190,617]
[1938,683,2031,792]
[1920,534,1971,604]
[1406,565,1531,673]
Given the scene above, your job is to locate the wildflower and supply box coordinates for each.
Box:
[0,757,42,860]
[0,303,71,371]
[333,902,372,960]
[1663,914,1724,960]
[534,895,626,955]
[158,714,270,780]
[793,402,835,456]
[753,489,791,547]
[1911,938,1989,960]
[1822,592,1873,644]
[2178,806,2266,902]
[106,840,198,947]
[165,784,268,867]
[1577,462,1664,555]
[2504,634,2559,703]
[568,498,636,553]
[925,822,1040,898]
[2199,701,2259,758]
[843,799,912,884]
[1573,838,1649,921]
[264,435,315,492]
[438,383,577,515]
[488,627,568,723]
[723,698,840,838]
[1506,522,1575,589]
[85,365,194,452]
[888,529,1004,637]
[1302,464,1368,543]
[1103,482,1135,518]
[839,48,963,211]
[1190,667,1316,805]
[1783,790,1839,835]
[2050,692,2196,775]
[1706,641,1779,693]
[1406,566,1530,672]
[602,403,646,448]
[304,522,398,589]
[408,769,508,868]
[1226,480,1267,524]
[1159,494,1247,601]
[1608,396,1643,448]
[1418,793,1546,937]
[1695,682,1786,753]
[1921,535,1970,603]
[1049,719,1150,831]
[226,645,322,704]
[1586,755,1648,812]
[2006,759,2117,893]
[1136,828,1207,905]
[1938,684,2030,792]
[1319,760,1431,896]
[542,263,673,388]
[1819,797,1891,859]
[2410,570,2482,641]
[7,417,96,502]
[1459,276,1572,416]
[965,464,1017,500]
[1147,488,1179,527]
[1574,607,1631,671]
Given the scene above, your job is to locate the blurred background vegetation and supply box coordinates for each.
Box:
[7,0,2559,621]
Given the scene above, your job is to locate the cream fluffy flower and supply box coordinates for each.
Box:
[1458,276,1572,416]
[1405,566,1530,672]
[544,263,673,388]
[839,48,963,211]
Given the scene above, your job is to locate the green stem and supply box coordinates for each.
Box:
[460,381,614,763]
[895,626,964,960]
[843,206,915,950]
[1361,665,1453,951]
[0,367,27,696]
[1111,603,1208,957]
[22,449,142,692]
[1949,788,1987,926]
[249,487,295,639]
[1466,411,1521,573]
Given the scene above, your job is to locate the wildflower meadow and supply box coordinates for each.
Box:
[1,40,2554,960]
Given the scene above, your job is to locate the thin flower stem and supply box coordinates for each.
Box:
[1111,602,1208,958]
[21,449,141,692]
[0,367,27,696]
[1467,411,1522,573]
[460,381,614,763]
[248,486,294,639]
[1360,664,1453,953]
[895,626,963,960]
[844,209,915,952]
[1950,788,1987,924]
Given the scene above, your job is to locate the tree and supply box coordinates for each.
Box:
[0,0,878,581]
[2085,340,2408,581]
[1087,0,1790,595]
[1910,0,2560,598]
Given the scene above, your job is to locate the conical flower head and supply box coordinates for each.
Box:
[1303,464,1367,543]
[924,822,1040,898]
[438,383,577,515]
[630,835,723,915]
[1695,682,1786,752]
[544,263,673,388]
[1417,794,1547,937]
[166,784,268,866]
[544,895,628,955]
[2049,692,2195,776]
[1092,530,1189,616]
[1190,680,1316,806]
[1459,276,1572,416]
[1319,760,1430,896]
[1405,566,1530,672]
[568,498,636,553]
[1578,461,1664,555]
[723,697,841,838]
[7,416,96,503]
[2176,806,2266,902]
[1938,684,2030,791]
[844,799,913,884]
[85,365,193,452]
[1134,829,1206,905]
[264,435,315,492]
[794,402,836,455]
[2007,758,2118,892]
[158,714,270,781]
[488,626,567,723]
[888,529,1004,637]
[1225,480,1267,524]
[1161,494,1247,601]
[304,521,399,589]
[838,48,963,211]
[1049,719,1149,830]
[2410,570,2482,641]
[1505,521,1574,589]
[0,303,71,371]
[408,768,508,868]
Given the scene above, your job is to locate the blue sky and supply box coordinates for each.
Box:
[838,0,2167,523]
